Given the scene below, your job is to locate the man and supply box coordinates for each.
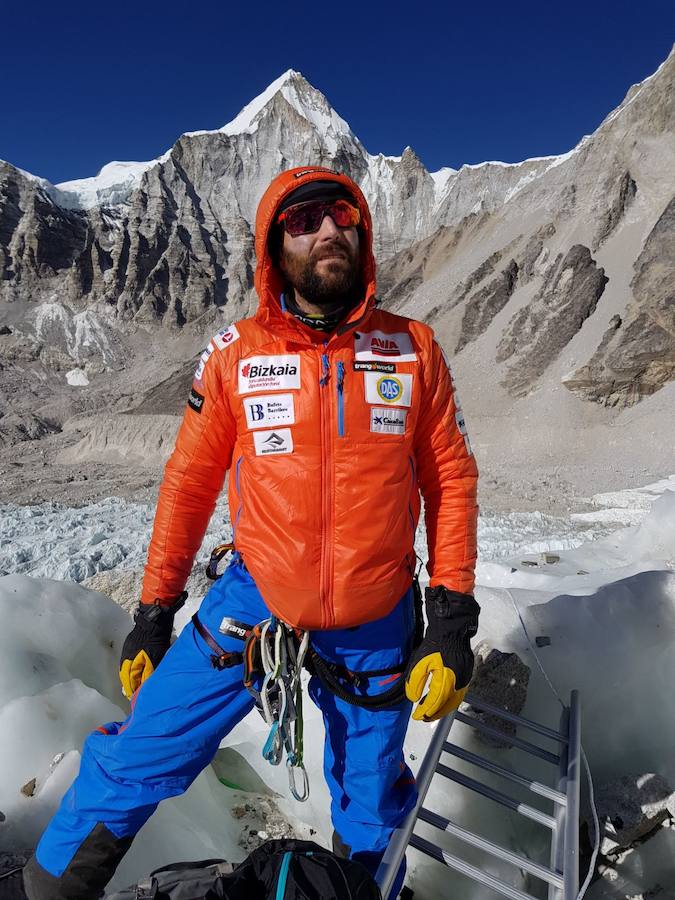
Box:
[24,167,479,900]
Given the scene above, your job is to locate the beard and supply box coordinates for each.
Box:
[281,241,362,310]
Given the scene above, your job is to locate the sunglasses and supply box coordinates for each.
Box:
[277,198,361,237]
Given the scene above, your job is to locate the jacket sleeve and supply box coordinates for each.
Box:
[141,347,237,605]
[413,337,478,594]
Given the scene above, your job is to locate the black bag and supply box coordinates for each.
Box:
[106,839,382,900]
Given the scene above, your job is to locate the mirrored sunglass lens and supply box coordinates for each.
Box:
[285,205,323,235]
[283,199,360,235]
[330,200,361,227]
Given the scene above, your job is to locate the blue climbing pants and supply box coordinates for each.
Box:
[30,560,417,898]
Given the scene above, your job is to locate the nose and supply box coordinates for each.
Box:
[316,214,341,238]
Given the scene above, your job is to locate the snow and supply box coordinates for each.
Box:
[1,480,674,895]
[0,497,614,586]
[32,300,119,367]
[53,159,168,211]
[65,368,89,387]
[186,68,356,156]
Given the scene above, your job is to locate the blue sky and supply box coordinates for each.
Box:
[1,0,673,184]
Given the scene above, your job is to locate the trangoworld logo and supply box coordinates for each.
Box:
[188,388,205,413]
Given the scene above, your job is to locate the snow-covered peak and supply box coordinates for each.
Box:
[52,158,167,210]
[186,68,357,155]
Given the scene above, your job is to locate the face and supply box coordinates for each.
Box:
[279,209,361,309]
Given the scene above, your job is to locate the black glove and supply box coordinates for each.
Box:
[119,592,187,699]
[405,587,480,721]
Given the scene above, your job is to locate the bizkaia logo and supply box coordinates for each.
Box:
[238,355,301,394]
[241,362,296,379]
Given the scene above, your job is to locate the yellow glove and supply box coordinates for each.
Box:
[405,588,480,722]
[119,595,186,699]
[119,650,157,701]
[406,652,470,721]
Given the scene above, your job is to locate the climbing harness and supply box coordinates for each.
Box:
[305,566,424,711]
[202,542,425,802]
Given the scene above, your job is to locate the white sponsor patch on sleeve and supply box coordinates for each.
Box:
[253,428,294,456]
[213,324,240,351]
[239,355,301,394]
[355,330,417,362]
[243,393,295,430]
[364,372,412,407]
[193,342,215,382]
[370,407,407,434]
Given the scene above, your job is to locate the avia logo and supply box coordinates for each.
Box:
[263,432,285,447]
[241,362,297,379]
[371,337,400,356]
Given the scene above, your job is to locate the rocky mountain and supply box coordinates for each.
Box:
[0,54,673,497]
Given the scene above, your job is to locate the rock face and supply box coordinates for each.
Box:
[563,195,675,406]
[0,51,674,432]
[594,773,675,855]
[497,245,609,396]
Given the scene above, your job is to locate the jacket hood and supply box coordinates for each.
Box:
[253,167,376,333]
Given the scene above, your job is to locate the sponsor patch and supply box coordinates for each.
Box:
[454,406,473,455]
[188,387,205,414]
[355,330,417,362]
[253,428,294,456]
[213,323,240,351]
[364,372,413,407]
[353,361,396,374]
[243,393,295,430]
[193,343,214,383]
[238,355,301,394]
[218,617,253,640]
[370,407,407,434]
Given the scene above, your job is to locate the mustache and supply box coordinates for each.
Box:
[312,241,354,262]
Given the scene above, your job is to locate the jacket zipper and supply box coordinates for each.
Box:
[407,455,417,574]
[336,360,345,437]
[319,349,334,627]
[233,456,245,541]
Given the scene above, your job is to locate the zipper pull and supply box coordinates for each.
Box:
[337,360,345,393]
[320,352,330,386]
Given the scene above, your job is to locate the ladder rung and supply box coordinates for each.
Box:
[455,712,561,765]
[435,763,557,829]
[418,807,564,889]
[409,834,542,900]
[443,741,567,806]
[465,695,568,744]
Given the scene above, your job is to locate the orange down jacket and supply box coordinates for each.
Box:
[141,167,478,629]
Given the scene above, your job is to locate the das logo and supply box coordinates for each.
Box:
[376,376,403,403]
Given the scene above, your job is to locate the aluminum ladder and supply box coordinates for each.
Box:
[376,690,581,900]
